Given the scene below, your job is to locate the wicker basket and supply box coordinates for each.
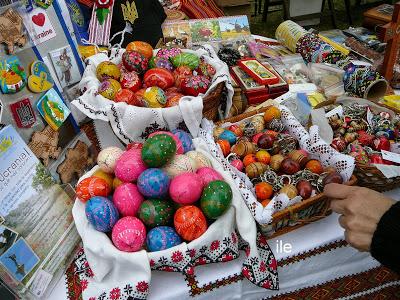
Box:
[216,106,357,237]
[203,82,225,121]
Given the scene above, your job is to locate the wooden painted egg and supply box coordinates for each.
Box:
[138,199,174,227]
[305,159,323,174]
[156,47,182,60]
[213,127,225,139]
[149,131,184,154]
[169,172,203,204]
[173,66,192,88]
[232,141,256,157]
[186,151,212,168]
[180,75,211,96]
[230,159,244,171]
[122,50,149,74]
[280,158,301,175]
[149,57,174,71]
[270,154,285,171]
[146,226,182,252]
[97,146,124,173]
[113,183,144,217]
[243,122,257,137]
[228,124,243,137]
[77,177,111,202]
[166,93,183,107]
[323,172,343,186]
[217,139,231,157]
[120,71,141,92]
[126,41,153,59]
[196,61,216,78]
[137,168,170,198]
[200,180,232,219]
[111,216,146,252]
[98,79,121,100]
[174,205,207,241]
[245,162,268,179]
[279,184,298,199]
[263,106,281,123]
[144,68,175,90]
[114,89,138,105]
[252,132,264,144]
[114,149,147,182]
[218,130,237,145]
[142,134,176,167]
[251,115,265,133]
[257,134,275,149]
[96,61,121,81]
[162,154,197,177]
[143,87,167,108]
[92,169,114,189]
[171,52,200,70]
[243,154,257,167]
[85,196,119,232]
[172,129,194,153]
[288,150,308,167]
[255,182,273,201]
[196,167,224,187]
[296,180,312,199]
[256,150,271,165]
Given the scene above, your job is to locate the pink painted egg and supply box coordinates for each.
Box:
[180,75,210,96]
[113,183,144,217]
[230,159,244,171]
[112,216,146,252]
[120,71,141,92]
[97,147,124,173]
[143,68,175,90]
[114,149,147,182]
[196,167,224,187]
[148,131,184,154]
[156,47,182,60]
[169,172,203,204]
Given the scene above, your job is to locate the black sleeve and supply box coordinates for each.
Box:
[370,201,400,274]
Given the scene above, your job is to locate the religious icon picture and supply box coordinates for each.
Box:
[49,46,80,88]
[0,225,18,256]
[238,59,279,85]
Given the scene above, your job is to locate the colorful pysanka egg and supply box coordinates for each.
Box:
[141,134,176,167]
[76,177,111,202]
[137,168,170,198]
[170,53,200,70]
[169,172,203,204]
[98,79,121,100]
[148,131,183,154]
[126,41,153,59]
[173,66,192,88]
[127,142,143,150]
[114,89,138,105]
[143,86,167,108]
[172,129,194,153]
[218,130,237,145]
[97,147,124,173]
[120,71,141,92]
[216,139,231,157]
[111,216,146,252]
[85,196,119,232]
[180,75,211,96]
[156,48,182,60]
[148,57,174,71]
[174,205,207,241]
[196,167,224,188]
[196,61,216,78]
[122,51,149,74]
[200,180,232,219]
[143,68,175,90]
[114,149,147,182]
[146,226,181,252]
[162,154,197,177]
[113,183,144,217]
[92,169,114,189]
[138,199,174,227]
[228,124,243,137]
[96,61,121,81]
[166,93,183,107]
[230,159,244,171]
[186,151,212,168]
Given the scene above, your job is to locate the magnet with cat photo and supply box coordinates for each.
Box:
[28,61,54,93]
[0,56,26,94]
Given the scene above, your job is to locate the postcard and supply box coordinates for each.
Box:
[190,19,222,43]
[0,225,18,256]
[49,46,81,88]
[219,15,250,40]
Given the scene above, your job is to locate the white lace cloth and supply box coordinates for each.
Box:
[72,45,234,143]
[200,105,355,225]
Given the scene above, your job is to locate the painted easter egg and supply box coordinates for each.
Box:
[76,177,111,202]
[196,61,216,78]
[98,79,121,100]
[138,199,174,227]
[230,159,244,171]
[126,41,153,59]
[127,142,143,150]
[111,216,146,252]
[180,75,210,96]
[218,130,237,145]
[166,94,183,107]
[114,149,147,182]
[245,162,268,179]
[174,205,207,241]
[148,131,183,154]
[92,169,114,189]
[143,86,167,108]
[173,66,192,88]
[114,89,138,105]
[144,68,175,90]
[141,134,176,167]
[169,172,203,204]
[85,196,119,232]
[156,48,182,60]
[135,88,147,107]
[148,57,174,71]
[200,180,232,219]
[255,150,271,165]
[196,167,223,188]
[216,139,231,157]
[186,151,212,168]
[113,183,144,217]
[146,226,182,252]
[137,168,170,198]
[243,154,257,167]
[162,154,197,177]
[96,61,121,81]
[228,124,243,137]
[170,53,200,70]
[120,71,141,92]
[172,129,194,153]
[213,127,225,139]
[122,51,149,74]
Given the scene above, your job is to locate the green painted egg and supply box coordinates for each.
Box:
[141,134,176,167]
[200,180,232,219]
[138,199,174,227]
[170,53,200,70]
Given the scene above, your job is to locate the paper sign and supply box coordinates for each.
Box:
[326,105,343,119]
[29,269,53,297]
[381,150,400,164]
[24,8,56,45]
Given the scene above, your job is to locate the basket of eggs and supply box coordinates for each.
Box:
[72,42,232,144]
[200,105,357,237]
[72,129,279,295]
[311,97,400,192]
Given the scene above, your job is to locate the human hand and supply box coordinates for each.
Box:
[324,184,395,252]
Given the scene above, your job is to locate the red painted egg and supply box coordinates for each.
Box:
[173,66,192,88]
[217,139,231,157]
[372,136,391,152]
[120,71,141,92]
[252,132,264,144]
[127,142,143,150]
[166,93,183,107]
[134,88,147,107]
[180,75,211,96]
[114,89,138,105]
[228,124,243,137]
[122,50,148,74]
[174,205,207,241]
[144,68,175,90]
[76,176,111,202]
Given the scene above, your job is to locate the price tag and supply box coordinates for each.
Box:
[325,105,343,119]
[381,150,400,164]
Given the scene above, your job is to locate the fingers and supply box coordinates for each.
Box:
[330,199,346,214]
[344,230,372,252]
[338,215,377,234]
[324,183,355,199]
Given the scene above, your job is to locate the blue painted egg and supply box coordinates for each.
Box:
[218,130,237,145]
[146,226,182,252]
[137,168,170,198]
[172,129,194,153]
[85,196,119,232]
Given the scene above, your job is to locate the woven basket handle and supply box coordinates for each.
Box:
[287,199,331,224]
